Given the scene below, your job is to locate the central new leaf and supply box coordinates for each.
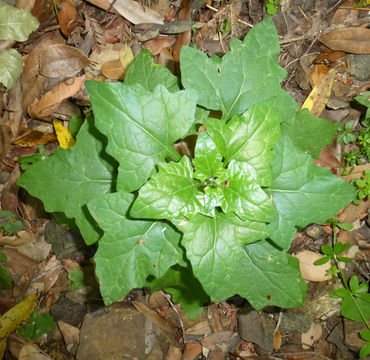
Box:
[131,130,273,222]
[205,101,280,186]
[85,81,198,192]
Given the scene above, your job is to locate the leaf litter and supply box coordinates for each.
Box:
[0,0,369,359]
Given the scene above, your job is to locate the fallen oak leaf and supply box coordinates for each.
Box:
[319,27,370,55]
[302,69,335,117]
[28,77,84,119]
[39,44,91,78]
[58,0,78,37]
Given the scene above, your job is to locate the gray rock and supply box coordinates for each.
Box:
[45,221,86,259]
[280,312,312,334]
[348,54,370,81]
[50,296,86,327]
[77,305,172,360]
[305,224,327,241]
[237,309,275,352]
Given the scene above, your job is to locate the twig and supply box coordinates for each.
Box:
[274,311,283,333]
[237,18,254,28]
[31,264,64,283]
[206,4,218,12]
[279,16,370,44]
[218,31,226,54]
[160,291,186,343]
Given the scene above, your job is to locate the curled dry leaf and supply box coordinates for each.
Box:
[28,77,84,119]
[86,0,163,24]
[58,0,78,37]
[101,59,125,80]
[301,323,322,349]
[319,27,370,55]
[302,69,335,117]
[293,250,331,282]
[143,36,175,56]
[39,44,91,78]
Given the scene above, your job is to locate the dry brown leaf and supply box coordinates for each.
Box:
[310,64,330,88]
[319,27,370,55]
[331,0,359,25]
[293,250,331,282]
[302,323,322,349]
[39,44,91,78]
[13,128,56,147]
[313,147,343,169]
[86,0,163,24]
[173,0,191,65]
[18,345,52,360]
[273,330,282,351]
[28,77,84,119]
[101,59,125,80]
[58,0,78,37]
[143,36,175,56]
[31,0,54,23]
[0,124,11,161]
[22,33,65,110]
[119,44,134,72]
[58,321,80,346]
[342,163,370,182]
[338,198,370,223]
[185,320,212,336]
[302,69,335,117]
[0,230,35,247]
[158,47,175,74]
[131,301,173,332]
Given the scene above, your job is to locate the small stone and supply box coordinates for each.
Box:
[280,312,313,334]
[348,54,370,81]
[200,331,239,352]
[50,296,86,327]
[344,318,367,350]
[305,224,326,240]
[238,309,275,352]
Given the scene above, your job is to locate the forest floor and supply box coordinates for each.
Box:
[0,0,370,359]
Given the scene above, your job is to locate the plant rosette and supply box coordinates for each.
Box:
[18,18,356,319]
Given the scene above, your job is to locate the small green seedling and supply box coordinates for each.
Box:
[352,169,370,205]
[337,121,357,144]
[219,18,231,34]
[0,211,22,234]
[0,249,11,290]
[315,218,370,358]
[17,310,55,340]
[266,0,279,15]
[68,269,88,291]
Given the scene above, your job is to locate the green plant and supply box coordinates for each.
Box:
[18,18,356,318]
[316,218,370,358]
[16,310,55,340]
[0,248,11,289]
[0,1,39,89]
[352,169,370,205]
[0,211,22,290]
[266,0,279,15]
[336,121,357,144]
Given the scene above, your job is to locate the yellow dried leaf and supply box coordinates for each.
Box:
[302,68,336,116]
[53,119,76,149]
[0,294,37,342]
[119,44,134,72]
